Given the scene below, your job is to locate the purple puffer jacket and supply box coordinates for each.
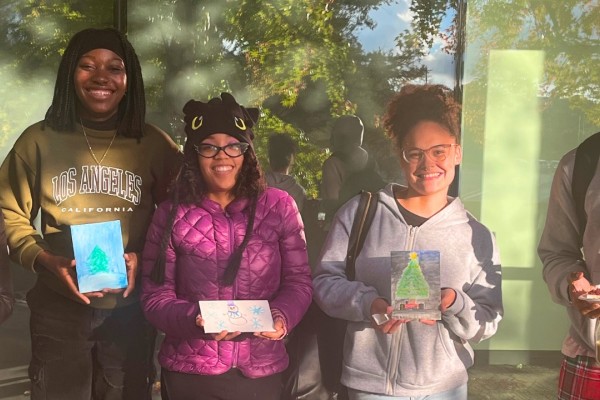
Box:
[141,188,312,378]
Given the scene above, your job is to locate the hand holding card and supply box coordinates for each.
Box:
[198,300,276,333]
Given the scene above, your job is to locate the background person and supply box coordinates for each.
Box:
[538,144,600,398]
[0,27,181,399]
[319,115,385,227]
[313,84,503,400]
[141,92,313,400]
[265,133,307,212]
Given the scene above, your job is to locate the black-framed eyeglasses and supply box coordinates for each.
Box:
[402,144,459,164]
[194,143,250,158]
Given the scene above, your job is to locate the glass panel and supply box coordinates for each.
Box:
[461,1,600,355]
[127,0,458,197]
[0,2,113,162]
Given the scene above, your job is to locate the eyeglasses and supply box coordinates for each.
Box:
[402,144,459,164]
[194,143,250,158]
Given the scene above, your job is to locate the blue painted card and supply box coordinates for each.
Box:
[71,220,127,293]
[198,300,276,333]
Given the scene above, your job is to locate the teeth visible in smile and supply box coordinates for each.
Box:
[214,166,233,172]
[420,173,441,178]
[88,90,113,98]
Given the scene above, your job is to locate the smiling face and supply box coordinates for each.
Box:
[198,133,245,205]
[74,48,127,121]
[400,120,462,200]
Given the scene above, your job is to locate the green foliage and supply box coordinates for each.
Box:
[409,0,451,49]
[464,0,600,140]
[1,0,458,195]
[0,1,113,158]
[254,109,328,199]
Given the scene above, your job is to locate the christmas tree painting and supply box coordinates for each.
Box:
[87,245,110,274]
[391,250,440,320]
[396,252,430,300]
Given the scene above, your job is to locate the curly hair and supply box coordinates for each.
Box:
[150,141,266,285]
[44,28,146,139]
[174,141,266,203]
[383,84,461,150]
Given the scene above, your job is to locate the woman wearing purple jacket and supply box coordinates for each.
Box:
[141,93,313,400]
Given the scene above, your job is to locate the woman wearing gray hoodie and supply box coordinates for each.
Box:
[313,84,503,400]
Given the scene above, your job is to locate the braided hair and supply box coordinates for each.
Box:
[44,27,146,139]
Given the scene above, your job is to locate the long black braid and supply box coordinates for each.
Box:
[44,28,146,139]
[149,177,181,284]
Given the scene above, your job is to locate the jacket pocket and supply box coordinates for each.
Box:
[396,323,462,388]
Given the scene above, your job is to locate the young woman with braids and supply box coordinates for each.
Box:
[0,28,181,399]
[140,92,313,400]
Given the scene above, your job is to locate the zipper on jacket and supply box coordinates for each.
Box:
[225,211,240,368]
[385,225,418,394]
[224,212,238,297]
[232,341,239,368]
[405,225,418,250]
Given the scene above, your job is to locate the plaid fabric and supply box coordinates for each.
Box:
[558,355,600,399]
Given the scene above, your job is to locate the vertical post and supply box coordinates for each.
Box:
[449,0,467,198]
[113,0,127,34]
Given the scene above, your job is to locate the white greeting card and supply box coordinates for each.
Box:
[198,300,276,333]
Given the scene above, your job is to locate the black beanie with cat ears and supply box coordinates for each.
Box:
[183,92,260,148]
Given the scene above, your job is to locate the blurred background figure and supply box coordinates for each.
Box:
[265,133,307,212]
[320,115,385,227]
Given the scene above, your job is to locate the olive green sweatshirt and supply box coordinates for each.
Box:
[0,121,181,308]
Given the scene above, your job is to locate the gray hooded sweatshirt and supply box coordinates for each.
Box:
[538,149,598,358]
[265,171,307,212]
[313,184,503,397]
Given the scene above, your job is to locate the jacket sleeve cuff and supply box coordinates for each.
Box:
[561,278,573,304]
[361,291,381,322]
[271,308,288,337]
[444,290,466,316]
[21,244,49,273]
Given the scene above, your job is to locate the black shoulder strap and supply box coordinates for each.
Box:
[346,191,379,281]
[573,131,600,244]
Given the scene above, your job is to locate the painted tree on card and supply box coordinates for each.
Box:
[396,252,430,301]
[87,246,110,275]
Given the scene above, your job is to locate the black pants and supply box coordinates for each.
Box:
[161,368,283,400]
[26,281,156,400]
